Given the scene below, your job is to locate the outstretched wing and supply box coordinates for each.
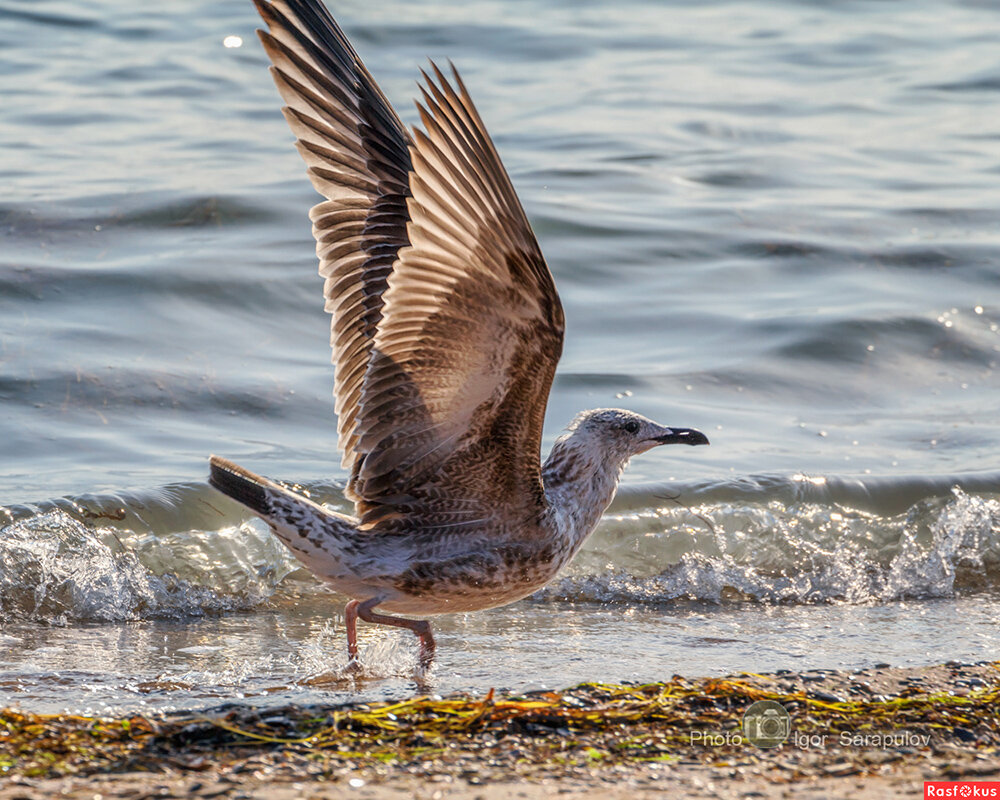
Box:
[254,0,412,473]
[255,1,565,532]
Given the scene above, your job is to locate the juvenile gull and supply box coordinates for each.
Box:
[209,0,709,666]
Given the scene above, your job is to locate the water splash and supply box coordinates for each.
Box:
[2,483,998,624]
[0,510,299,622]
[155,620,423,701]
[883,489,1000,600]
[544,488,1000,605]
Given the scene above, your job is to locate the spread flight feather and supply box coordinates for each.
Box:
[253,0,565,533]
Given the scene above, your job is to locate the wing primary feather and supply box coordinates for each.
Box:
[254,0,565,533]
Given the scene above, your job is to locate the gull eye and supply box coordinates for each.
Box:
[623,420,640,434]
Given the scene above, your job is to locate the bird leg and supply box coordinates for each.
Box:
[355,597,436,668]
[344,599,361,664]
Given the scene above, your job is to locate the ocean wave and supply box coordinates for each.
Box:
[545,487,1000,605]
[1,474,997,623]
[0,510,300,623]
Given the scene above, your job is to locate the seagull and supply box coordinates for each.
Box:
[209,0,709,667]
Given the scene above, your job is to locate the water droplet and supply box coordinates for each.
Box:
[223,35,243,48]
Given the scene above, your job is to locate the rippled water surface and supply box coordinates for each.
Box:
[1,0,999,713]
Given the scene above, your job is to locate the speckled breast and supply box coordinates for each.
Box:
[376,537,576,615]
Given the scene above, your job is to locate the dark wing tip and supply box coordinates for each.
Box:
[208,455,271,516]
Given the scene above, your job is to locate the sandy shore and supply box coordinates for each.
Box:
[2,660,997,800]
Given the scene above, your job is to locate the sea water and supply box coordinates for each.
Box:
[1,0,998,714]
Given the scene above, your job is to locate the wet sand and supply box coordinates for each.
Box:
[2,660,997,800]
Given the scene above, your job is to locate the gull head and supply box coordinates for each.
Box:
[542,408,709,540]
[564,408,709,466]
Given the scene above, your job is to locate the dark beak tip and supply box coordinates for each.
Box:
[655,428,710,447]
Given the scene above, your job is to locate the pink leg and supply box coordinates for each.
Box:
[356,597,435,668]
[344,600,360,663]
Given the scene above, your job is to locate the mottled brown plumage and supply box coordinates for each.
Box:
[210,0,708,668]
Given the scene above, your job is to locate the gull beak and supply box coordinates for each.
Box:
[652,427,710,446]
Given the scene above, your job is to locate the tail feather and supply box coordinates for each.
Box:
[208,455,343,527]
[208,456,357,578]
[209,455,273,516]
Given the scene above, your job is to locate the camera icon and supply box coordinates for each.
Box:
[742,700,791,748]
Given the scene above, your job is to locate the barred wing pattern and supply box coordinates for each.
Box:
[255,1,565,533]
[255,0,412,476]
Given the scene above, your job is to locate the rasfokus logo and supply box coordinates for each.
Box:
[925,782,1000,798]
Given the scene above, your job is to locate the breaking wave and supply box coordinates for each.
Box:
[549,486,1000,605]
[0,509,300,623]
[1,473,998,623]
